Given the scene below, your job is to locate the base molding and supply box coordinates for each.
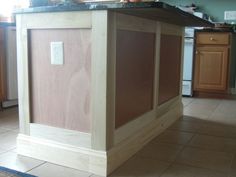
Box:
[17,134,107,176]
[2,100,18,107]
[107,101,182,174]
[17,102,182,176]
[231,88,236,95]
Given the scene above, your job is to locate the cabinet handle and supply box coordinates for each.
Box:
[210,37,214,41]
[196,51,199,54]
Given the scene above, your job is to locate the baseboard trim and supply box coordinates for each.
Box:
[231,88,236,95]
[2,100,18,107]
[17,102,182,176]
[17,134,107,176]
[107,102,182,174]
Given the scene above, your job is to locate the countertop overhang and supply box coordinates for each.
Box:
[15,1,213,27]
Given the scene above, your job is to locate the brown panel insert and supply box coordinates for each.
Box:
[158,34,182,105]
[29,29,91,133]
[115,29,155,128]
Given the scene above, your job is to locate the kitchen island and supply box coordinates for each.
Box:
[15,2,212,176]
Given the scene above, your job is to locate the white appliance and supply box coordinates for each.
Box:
[2,26,18,107]
[182,28,194,96]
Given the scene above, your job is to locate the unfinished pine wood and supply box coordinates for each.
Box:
[16,15,31,134]
[17,134,107,176]
[29,29,91,133]
[158,34,182,105]
[115,29,155,128]
[30,123,91,148]
[20,11,92,29]
[91,11,111,150]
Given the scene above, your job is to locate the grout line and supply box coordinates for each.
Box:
[25,161,47,173]
[205,100,223,120]
[0,147,17,154]
[182,97,195,108]
[174,161,228,175]
[185,143,236,155]
[194,131,236,141]
[158,161,174,177]
[172,132,196,164]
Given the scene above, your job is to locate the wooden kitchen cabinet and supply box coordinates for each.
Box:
[194,46,229,91]
[193,31,236,97]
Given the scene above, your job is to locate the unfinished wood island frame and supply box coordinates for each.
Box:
[16,10,185,176]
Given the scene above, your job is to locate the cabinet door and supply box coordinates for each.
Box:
[194,46,229,91]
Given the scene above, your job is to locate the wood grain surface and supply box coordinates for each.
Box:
[115,29,155,128]
[158,34,182,105]
[29,29,91,132]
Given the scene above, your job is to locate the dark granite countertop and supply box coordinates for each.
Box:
[14,1,213,27]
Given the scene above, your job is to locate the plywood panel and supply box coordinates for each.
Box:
[115,29,155,128]
[29,29,91,132]
[158,34,182,105]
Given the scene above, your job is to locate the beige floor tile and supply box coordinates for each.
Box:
[190,98,222,107]
[188,134,236,154]
[182,98,194,107]
[229,156,236,177]
[0,116,19,130]
[110,156,170,177]
[217,100,236,112]
[9,148,17,153]
[184,103,217,119]
[0,131,18,151]
[183,98,221,119]
[160,164,226,177]
[176,147,233,173]
[0,148,8,154]
[152,130,194,145]
[0,151,44,172]
[137,142,184,162]
[0,128,11,134]
[208,113,236,126]
[197,123,236,139]
[28,162,91,177]
[168,119,203,133]
[181,115,209,123]
[208,100,236,126]
[0,107,18,118]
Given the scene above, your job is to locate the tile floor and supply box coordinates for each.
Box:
[0,98,236,177]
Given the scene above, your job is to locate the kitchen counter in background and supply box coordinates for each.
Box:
[0,22,18,108]
[15,2,212,176]
[193,29,236,98]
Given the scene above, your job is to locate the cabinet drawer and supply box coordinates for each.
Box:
[196,33,230,45]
